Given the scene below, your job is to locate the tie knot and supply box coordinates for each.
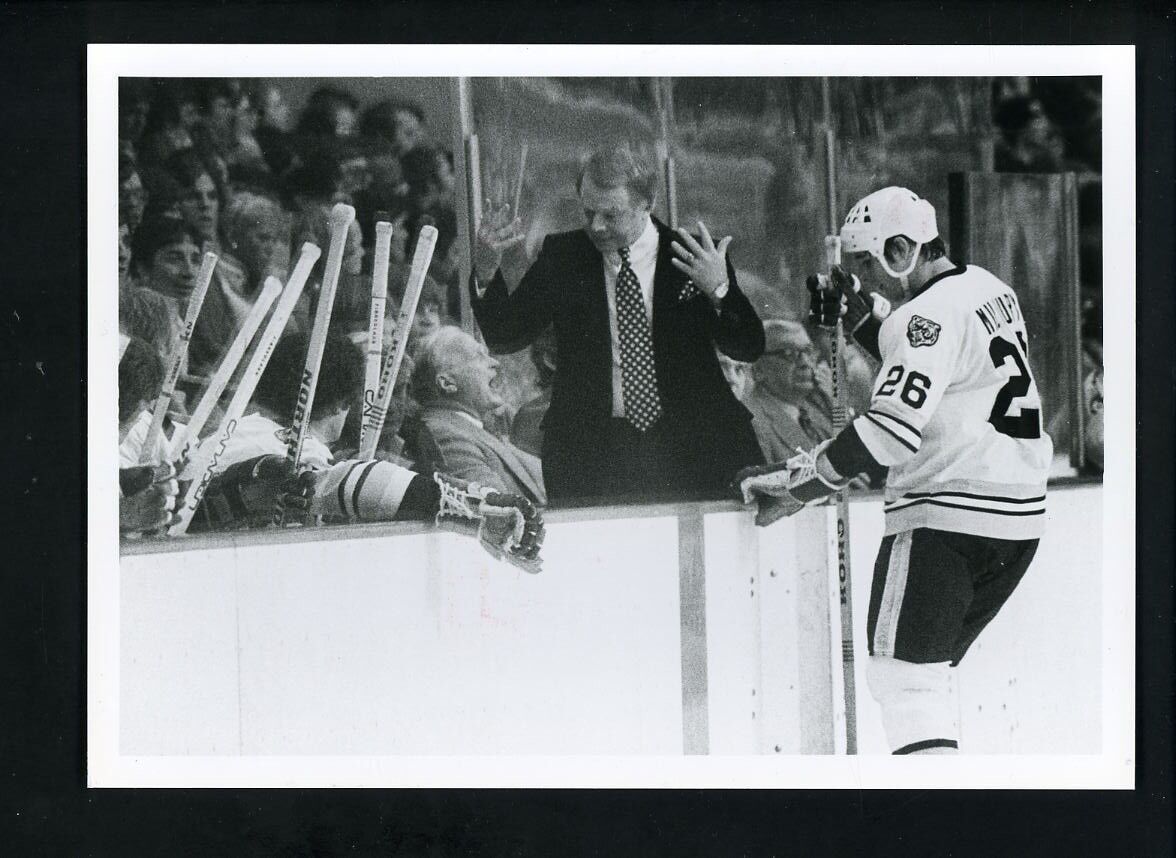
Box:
[617,245,631,263]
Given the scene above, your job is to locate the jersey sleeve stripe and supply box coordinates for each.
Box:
[350,461,380,521]
[895,489,1046,504]
[864,413,920,453]
[883,497,1045,517]
[336,462,364,518]
[867,408,923,439]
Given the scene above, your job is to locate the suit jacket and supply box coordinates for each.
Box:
[414,402,547,506]
[470,218,765,501]
[744,388,826,463]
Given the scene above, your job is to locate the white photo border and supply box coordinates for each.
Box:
[88,43,1135,789]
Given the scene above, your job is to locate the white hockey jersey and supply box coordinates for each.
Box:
[852,265,1053,540]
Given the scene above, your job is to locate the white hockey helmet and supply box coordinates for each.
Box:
[839,186,939,279]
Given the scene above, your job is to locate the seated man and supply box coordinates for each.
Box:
[410,326,547,507]
[744,320,833,462]
[187,330,543,570]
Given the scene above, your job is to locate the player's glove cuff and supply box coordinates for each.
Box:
[734,440,847,526]
[434,473,545,573]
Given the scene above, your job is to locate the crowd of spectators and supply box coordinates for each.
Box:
[116,78,471,534]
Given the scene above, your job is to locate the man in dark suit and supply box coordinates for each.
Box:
[470,144,765,505]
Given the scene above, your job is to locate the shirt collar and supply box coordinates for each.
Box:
[454,409,485,430]
[606,216,658,266]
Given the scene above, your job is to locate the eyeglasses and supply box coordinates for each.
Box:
[761,347,817,363]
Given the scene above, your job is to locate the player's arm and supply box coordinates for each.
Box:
[194,455,544,571]
[737,308,960,523]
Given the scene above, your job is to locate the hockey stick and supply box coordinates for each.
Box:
[357,224,438,461]
[273,202,356,526]
[358,215,393,455]
[825,233,858,755]
[175,276,282,463]
[138,251,217,464]
[170,242,321,536]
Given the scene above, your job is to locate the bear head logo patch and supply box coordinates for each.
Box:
[907,314,941,348]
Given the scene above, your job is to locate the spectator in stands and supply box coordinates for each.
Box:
[188,191,291,376]
[118,217,133,290]
[119,151,148,234]
[410,327,546,505]
[118,78,152,162]
[360,98,428,158]
[162,149,223,251]
[297,86,360,140]
[195,78,240,157]
[253,81,299,179]
[290,200,367,328]
[119,275,180,360]
[140,81,199,166]
[129,213,207,379]
[510,327,557,458]
[118,335,164,459]
[118,334,180,532]
[406,275,448,349]
[138,165,185,222]
[117,332,186,472]
[193,79,270,188]
[131,213,202,306]
[745,320,833,462]
[402,145,455,213]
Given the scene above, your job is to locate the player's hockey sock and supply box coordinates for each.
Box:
[866,655,959,754]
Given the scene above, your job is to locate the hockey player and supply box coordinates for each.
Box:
[738,187,1052,754]
[187,331,543,572]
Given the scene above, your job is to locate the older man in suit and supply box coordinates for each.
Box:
[470,144,765,504]
[410,326,547,506]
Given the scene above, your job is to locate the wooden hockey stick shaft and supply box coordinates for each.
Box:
[826,232,858,755]
[169,243,320,536]
[357,224,438,461]
[273,203,355,526]
[177,276,282,462]
[359,218,393,454]
[138,251,217,465]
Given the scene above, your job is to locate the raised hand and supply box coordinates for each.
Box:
[670,220,733,297]
[473,199,526,281]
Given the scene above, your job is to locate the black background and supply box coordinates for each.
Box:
[0,1,1171,854]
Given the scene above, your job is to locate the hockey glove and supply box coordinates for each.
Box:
[434,473,545,574]
[193,454,316,531]
[734,440,849,527]
[807,265,890,359]
[119,463,180,534]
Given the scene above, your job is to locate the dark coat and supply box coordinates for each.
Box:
[470,218,765,503]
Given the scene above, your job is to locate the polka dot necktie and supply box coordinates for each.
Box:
[616,245,663,431]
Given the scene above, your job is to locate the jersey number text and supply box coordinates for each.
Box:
[987,332,1041,439]
[877,365,932,408]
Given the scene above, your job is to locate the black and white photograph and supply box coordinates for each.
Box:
[88,45,1134,788]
